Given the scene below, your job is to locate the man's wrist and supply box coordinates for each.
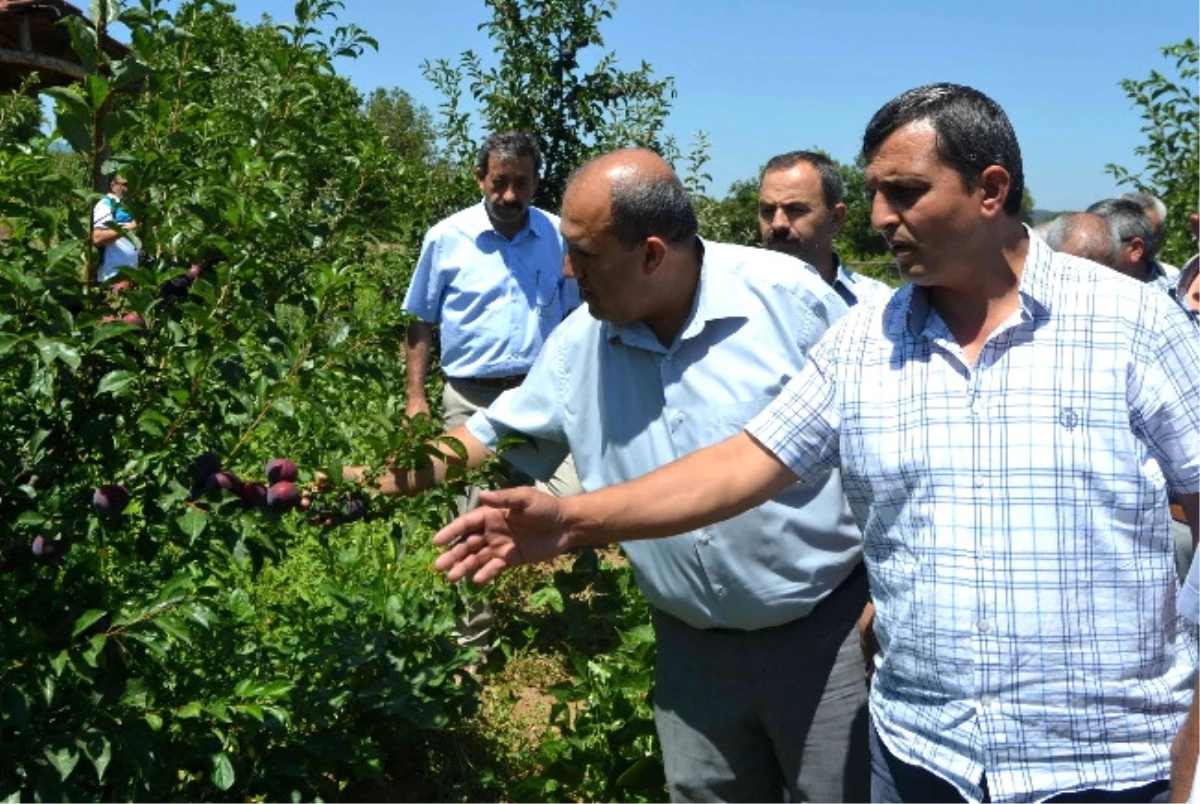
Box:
[561,494,599,550]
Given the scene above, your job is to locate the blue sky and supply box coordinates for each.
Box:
[219,0,1195,211]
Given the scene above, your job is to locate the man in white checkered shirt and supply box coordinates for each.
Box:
[432,84,1200,803]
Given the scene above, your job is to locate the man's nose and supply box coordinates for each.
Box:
[870,193,897,233]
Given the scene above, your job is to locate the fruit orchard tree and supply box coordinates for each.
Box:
[421,0,684,210]
[1107,39,1199,266]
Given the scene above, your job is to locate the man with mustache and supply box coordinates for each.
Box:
[402,131,579,429]
[758,150,892,307]
[434,85,1200,803]
[401,130,582,654]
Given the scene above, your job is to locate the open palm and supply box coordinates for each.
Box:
[432,487,573,584]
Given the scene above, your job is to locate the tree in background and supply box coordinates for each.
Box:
[422,0,684,210]
[364,87,437,164]
[1107,39,1199,265]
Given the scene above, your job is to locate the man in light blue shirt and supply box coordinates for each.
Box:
[355,149,870,801]
[401,131,581,655]
[402,131,579,427]
[758,150,893,307]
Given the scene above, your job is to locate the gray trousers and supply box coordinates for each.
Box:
[651,565,871,803]
[443,378,581,650]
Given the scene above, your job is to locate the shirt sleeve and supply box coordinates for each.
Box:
[1180,552,1200,628]
[464,329,570,481]
[745,329,842,484]
[401,231,443,324]
[93,199,113,229]
[1128,301,1200,495]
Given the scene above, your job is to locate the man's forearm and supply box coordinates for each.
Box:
[91,228,120,247]
[404,321,433,402]
[1170,689,1199,802]
[348,425,494,496]
[560,431,797,549]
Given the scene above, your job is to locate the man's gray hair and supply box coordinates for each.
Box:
[1086,198,1155,262]
[1039,212,1119,267]
[608,171,698,250]
[476,131,542,175]
[1121,190,1168,250]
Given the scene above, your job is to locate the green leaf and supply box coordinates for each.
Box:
[72,609,107,638]
[0,333,19,356]
[97,370,138,397]
[84,74,110,112]
[43,745,79,781]
[176,701,202,719]
[152,615,192,645]
[211,753,235,791]
[144,712,163,731]
[177,508,208,540]
[80,735,111,783]
[529,585,564,613]
[46,240,82,269]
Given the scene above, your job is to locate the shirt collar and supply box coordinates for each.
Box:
[833,253,854,289]
[469,200,541,241]
[898,226,1055,339]
[605,238,746,353]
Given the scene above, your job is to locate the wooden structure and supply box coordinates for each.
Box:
[0,0,128,93]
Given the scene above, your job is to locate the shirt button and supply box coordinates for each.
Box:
[970,401,980,415]
[979,694,995,709]
[977,618,991,633]
[698,532,711,546]
[714,585,724,596]
[974,475,985,488]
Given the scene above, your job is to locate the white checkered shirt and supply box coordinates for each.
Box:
[748,234,1199,803]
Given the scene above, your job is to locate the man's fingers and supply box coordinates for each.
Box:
[433,509,487,547]
[472,557,510,585]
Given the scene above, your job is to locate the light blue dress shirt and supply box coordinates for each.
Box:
[402,202,579,379]
[466,241,860,630]
[749,233,1199,802]
[1182,555,1200,627]
[833,256,894,308]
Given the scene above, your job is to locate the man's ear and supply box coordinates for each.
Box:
[978,165,1012,218]
[1126,236,1146,265]
[830,202,848,236]
[642,236,668,275]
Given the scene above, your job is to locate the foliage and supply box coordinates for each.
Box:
[493,552,667,803]
[421,0,685,209]
[0,0,494,800]
[364,86,438,164]
[1107,39,1199,265]
[0,81,43,148]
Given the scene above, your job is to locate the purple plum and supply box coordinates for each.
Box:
[266,481,300,513]
[92,484,130,517]
[265,458,298,484]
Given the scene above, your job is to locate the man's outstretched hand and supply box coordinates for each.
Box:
[433,487,573,584]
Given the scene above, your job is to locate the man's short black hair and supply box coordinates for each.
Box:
[608,172,698,250]
[862,83,1025,216]
[1086,197,1156,261]
[476,131,542,175]
[761,150,845,208]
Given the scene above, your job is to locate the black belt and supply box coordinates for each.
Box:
[463,374,527,390]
